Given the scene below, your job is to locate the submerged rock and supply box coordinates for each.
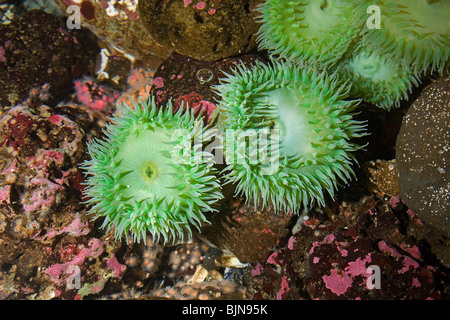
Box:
[54,0,171,69]
[248,195,449,300]
[0,10,98,107]
[199,197,293,264]
[0,104,127,299]
[138,0,262,61]
[363,159,400,197]
[396,77,450,236]
[150,52,266,124]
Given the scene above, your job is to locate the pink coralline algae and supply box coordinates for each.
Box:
[399,243,421,260]
[152,279,248,300]
[298,196,444,299]
[183,0,217,12]
[251,263,264,276]
[175,92,217,123]
[43,238,127,298]
[106,255,127,277]
[322,254,373,296]
[200,197,293,264]
[74,77,120,111]
[36,215,91,242]
[276,275,290,300]
[195,2,206,10]
[152,76,165,89]
[378,240,403,259]
[323,269,354,296]
[45,238,105,285]
[60,0,139,20]
[0,103,118,299]
[0,185,11,204]
[346,255,372,278]
[398,257,420,275]
[22,178,62,214]
[0,106,85,213]
[239,196,447,300]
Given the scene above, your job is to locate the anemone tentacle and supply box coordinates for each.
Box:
[215,60,367,213]
[336,45,421,109]
[81,97,223,244]
[256,0,366,67]
[361,0,450,73]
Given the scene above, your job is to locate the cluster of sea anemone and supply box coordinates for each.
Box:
[256,0,364,67]
[257,0,449,109]
[82,0,448,244]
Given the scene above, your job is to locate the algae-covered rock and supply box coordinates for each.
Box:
[396,77,450,236]
[54,0,171,69]
[138,0,262,61]
[0,10,98,107]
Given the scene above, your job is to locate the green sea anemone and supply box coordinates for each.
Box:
[361,0,450,73]
[256,0,365,67]
[81,97,223,244]
[336,46,421,109]
[215,60,366,213]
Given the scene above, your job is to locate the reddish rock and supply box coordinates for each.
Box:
[150,52,267,124]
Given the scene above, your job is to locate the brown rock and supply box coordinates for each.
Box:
[138,0,262,61]
[199,197,293,264]
[396,77,450,236]
[55,0,171,69]
[363,159,400,197]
